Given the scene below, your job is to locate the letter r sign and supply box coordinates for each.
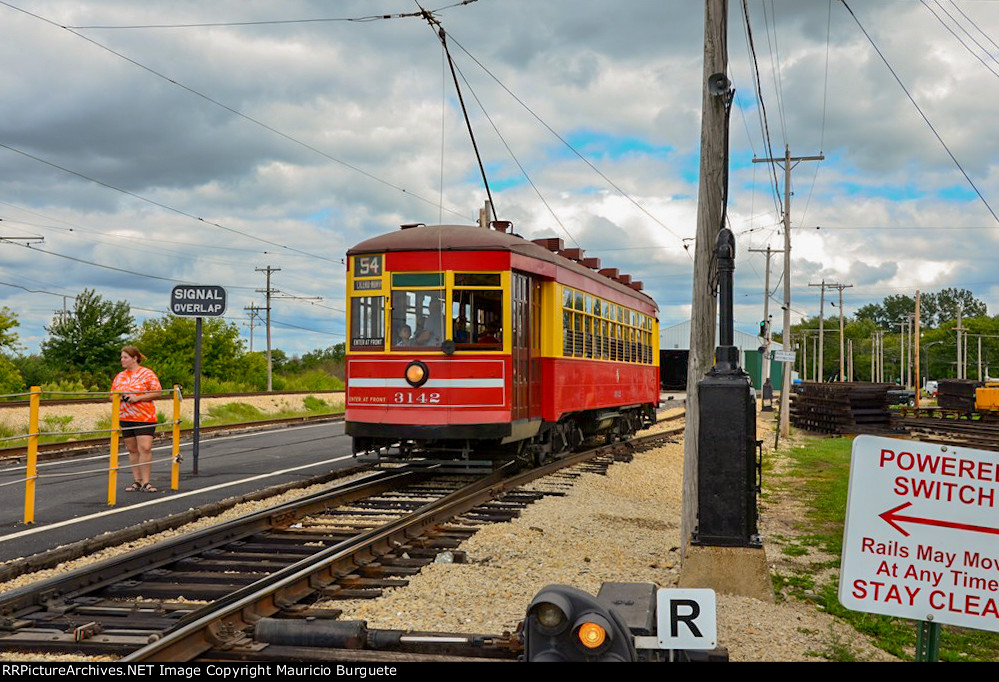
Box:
[656,589,717,649]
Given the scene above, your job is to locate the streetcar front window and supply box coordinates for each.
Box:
[392,288,445,350]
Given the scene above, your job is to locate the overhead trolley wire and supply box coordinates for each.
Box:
[740,0,784,220]
[442,33,688,247]
[65,1,479,30]
[423,15,581,247]
[0,141,340,264]
[797,0,833,227]
[0,1,475,224]
[840,0,999,226]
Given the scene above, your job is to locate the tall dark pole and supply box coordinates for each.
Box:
[193,316,202,475]
[682,0,728,557]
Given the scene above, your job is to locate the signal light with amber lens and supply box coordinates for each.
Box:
[404,360,429,387]
[576,619,608,650]
[524,585,635,662]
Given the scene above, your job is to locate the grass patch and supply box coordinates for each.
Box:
[773,435,999,662]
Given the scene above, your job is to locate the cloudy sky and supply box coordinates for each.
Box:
[1,0,998,360]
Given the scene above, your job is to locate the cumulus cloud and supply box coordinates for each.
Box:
[0,0,996,356]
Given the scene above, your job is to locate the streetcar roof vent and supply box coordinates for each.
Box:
[598,268,619,279]
[400,222,426,230]
[491,220,513,233]
[582,257,601,269]
[560,248,584,261]
[532,237,564,252]
[628,281,644,291]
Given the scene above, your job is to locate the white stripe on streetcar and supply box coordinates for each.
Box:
[348,378,504,388]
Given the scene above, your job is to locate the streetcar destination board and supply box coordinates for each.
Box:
[839,435,999,632]
[170,285,228,317]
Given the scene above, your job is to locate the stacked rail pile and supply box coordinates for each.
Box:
[937,379,984,411]
[789,382,895,434]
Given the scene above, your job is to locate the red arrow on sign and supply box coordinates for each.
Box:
[880,501,999,538]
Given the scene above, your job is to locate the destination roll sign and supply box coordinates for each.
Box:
[170,285,227,317]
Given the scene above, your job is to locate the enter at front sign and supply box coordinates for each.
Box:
[840,435,999,632]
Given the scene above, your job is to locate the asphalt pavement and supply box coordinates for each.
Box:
[0,420,370,563]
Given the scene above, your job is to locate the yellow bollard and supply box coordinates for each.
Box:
[171,385,180,491]
[108,393,121,506]
[23,386,40,525]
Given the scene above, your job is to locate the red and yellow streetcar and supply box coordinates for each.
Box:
[345,221,659,464]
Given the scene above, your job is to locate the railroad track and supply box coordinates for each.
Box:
[0,426,682,663]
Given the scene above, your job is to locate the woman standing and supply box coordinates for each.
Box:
[112,346,162,492]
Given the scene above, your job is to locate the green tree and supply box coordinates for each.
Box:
[933,288,987,326]
[0,306,21,353]
[135,315,250,388]
[41,289,135,385]
[0,308,24,393]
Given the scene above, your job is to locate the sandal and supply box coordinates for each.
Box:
[125,482,142,492]
[141,483,159,493]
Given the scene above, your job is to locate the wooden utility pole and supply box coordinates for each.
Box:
[836,283,853,382]
[808,281,828,382]
[682,0,728,557]
[749,246,783,387]
[915,291,921,407]
[956,304,964,380]
[755,147,824,435]
[256,266,281,392]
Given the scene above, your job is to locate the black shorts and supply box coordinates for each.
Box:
[119,421,157,438]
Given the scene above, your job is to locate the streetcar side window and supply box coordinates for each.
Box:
[452,273,503,350]
[350,296,385,351]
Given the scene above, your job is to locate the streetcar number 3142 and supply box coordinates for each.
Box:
[393,392,441,404]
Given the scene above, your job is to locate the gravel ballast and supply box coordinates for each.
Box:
[0,404,899,662]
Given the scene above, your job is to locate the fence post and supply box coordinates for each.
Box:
[107,392,121,506]
[171,385,180,490]
[22,386,40,525]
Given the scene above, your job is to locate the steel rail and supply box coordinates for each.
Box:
[0,466,430,618]
[123,431,680,662]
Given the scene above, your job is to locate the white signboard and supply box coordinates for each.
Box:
[771,350,796,363]
[655,589,717,649]
[840,435,999,631]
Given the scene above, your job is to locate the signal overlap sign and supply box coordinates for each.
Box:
[840,435,999,631]
[170,285,227,317]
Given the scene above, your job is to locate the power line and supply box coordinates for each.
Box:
[0,1,475,224]
[443,33,688,246]
[839,0,999,225]
[65,1,478,29]
[0,142,342,263]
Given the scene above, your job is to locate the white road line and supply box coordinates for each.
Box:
[0,451,358,545]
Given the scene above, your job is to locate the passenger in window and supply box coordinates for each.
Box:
[453,316,469,343]
[415,328,437,346]
[395,324,413,346]
[479,323,500,344]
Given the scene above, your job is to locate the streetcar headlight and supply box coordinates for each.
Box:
[405,361,429,387]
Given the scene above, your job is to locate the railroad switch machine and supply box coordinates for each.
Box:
[694,351,761,548]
